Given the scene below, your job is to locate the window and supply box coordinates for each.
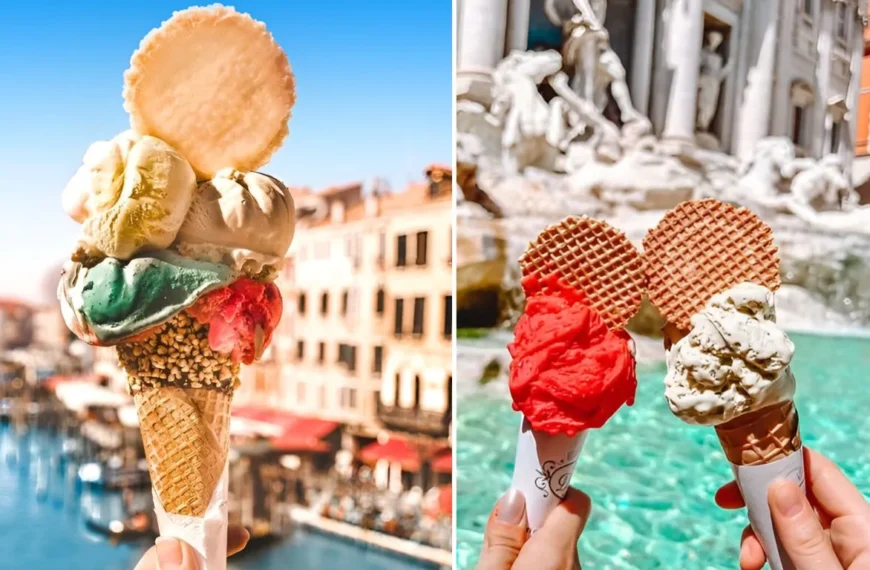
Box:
[394,299,404,336]
[318,342,325,364]
[298,293,306,315]
[413,374,422,410]
[296,382,306,404]
[318,386,326,408]
[836,3,848,41]
[296,340,305,361]
[446,375,453,419]
[802,0,813,16]
[830,120,842,153]
[443,295,453,338]
[373,346,383,374]
[349,388,357,409]
[412,297,426,337]
[791,106,806,147]
[394,372,401,408]
[341,290,349,316]
[376,288,385,315]
[338,343,357,373]
[415,231,428,266]
[396,234,407,267]
[320,292,329,315]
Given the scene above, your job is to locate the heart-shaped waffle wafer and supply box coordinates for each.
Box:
[643,199,781,331]
[124,5,296,178]
[519,216,645,330]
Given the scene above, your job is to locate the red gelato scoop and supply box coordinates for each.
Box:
[187,277,283,365]
[508,272,637,436]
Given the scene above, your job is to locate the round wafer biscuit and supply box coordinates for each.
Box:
[519,216,644,330]
[123,5,296,178]
[643,199,780,331]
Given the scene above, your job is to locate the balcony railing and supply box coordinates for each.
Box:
[377,401,450,437]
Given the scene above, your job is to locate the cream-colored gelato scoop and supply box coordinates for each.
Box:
[175,168,295,272]
[62,130,197,259]
[664,282,795,426]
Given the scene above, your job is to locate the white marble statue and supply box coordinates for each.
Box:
[697,31,733,133]
[789,154,855,212]
[735,137,798,201]
[491,50,565,173]
[546,0,645,125]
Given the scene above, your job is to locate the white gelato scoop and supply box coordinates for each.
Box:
[664,282,795,426]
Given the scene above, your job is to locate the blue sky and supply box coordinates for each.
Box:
[0,1,452,303]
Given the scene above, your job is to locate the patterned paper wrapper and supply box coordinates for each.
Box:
[510,417,587,531]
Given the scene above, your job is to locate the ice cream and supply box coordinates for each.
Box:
[58,251,236,346]
[175,168,296,273]
[62,130,197,260]
[509,272,636,436]
[187,278,283,365]
[58,6,298,569]
[664,282,795,426]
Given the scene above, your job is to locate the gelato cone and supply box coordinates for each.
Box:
[508,217,641,531]
[118,311,238,566]
[664,282,803,570]
[716,401,805,570]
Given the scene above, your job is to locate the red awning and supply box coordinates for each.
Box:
[439,485,452,516]
[359,436,422,471]
[430,448,452,474]
[232,406,339,453]
[44,374,103,391]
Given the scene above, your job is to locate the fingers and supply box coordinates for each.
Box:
[829,515,870,569]
[768,480,841,569]
[536,488,592,549]
[715,481,745,510]
[476,489,529,570]
[738,526,766,570]
[227,525,251,556]
[805,448,870,520]
[512,488,592,570]
[133,537,201,570]
[132,525,250,570]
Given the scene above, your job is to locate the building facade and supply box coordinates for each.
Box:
[458,0,867,170]
[264,167,453,439]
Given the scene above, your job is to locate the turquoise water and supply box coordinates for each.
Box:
[0,426,438,570]
[456,333,870,569]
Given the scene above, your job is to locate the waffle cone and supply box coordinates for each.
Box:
[715,400,800,466]
[117,312,238,518]
[643,199,780,331]
[519,216,644,330]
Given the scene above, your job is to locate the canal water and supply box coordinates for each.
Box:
[0,424,441,570]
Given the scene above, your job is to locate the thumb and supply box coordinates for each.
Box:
[768,480,841,570]
[134,537,201,570]
[476,489,529,570]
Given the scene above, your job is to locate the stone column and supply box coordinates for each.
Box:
[662,0,705,141]
[734,0,782,162]
[630,0,657,116]
[456,0,509,105]
[845,5,866,179]
[505,0,531,54]
[815,2,835,158]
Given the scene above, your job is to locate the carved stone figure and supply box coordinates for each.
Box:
[696,31,733,133]
[546,0,645,124]
[789,154,854,212]
[490,50,565,173]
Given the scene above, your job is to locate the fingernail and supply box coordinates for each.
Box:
[770,480,804,518]
[155,537,184,569]
[496,489,525,525]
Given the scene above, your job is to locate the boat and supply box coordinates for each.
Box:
[84,510,157,542]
